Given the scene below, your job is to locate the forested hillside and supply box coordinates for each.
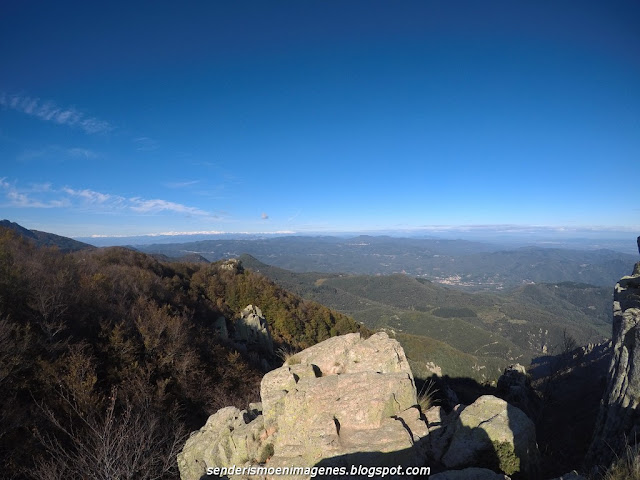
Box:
[239,254,612,381]
[0,228,365,479]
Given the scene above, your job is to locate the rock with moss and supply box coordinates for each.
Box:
[177,406,270,480]
[178,332,429,479]
[267,332,427,470]
[440,395,539,479]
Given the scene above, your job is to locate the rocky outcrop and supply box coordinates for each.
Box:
[178,332,429,479]
[497,364,536,418]
[234,305,274,355]
[177,406,266,476]
[588,237,640,467]
[178,332,542,480]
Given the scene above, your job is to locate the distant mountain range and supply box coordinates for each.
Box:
[135,235,637,291]
[0,219,94,252]
[0,220,629,382]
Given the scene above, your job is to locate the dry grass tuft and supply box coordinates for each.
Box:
[417,379,438,413]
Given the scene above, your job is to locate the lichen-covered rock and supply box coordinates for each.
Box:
[177,406,269,480]
[588,259,640,467]
[178,332,429,480]
[288,331,412,376]
[441,395,539,479]
[268,332,426,470]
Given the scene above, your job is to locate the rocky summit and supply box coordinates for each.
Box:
[587,238,640,466]
[178,332,544,479]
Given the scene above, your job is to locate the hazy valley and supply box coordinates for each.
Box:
[135,235,636,291]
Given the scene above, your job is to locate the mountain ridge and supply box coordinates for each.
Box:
[136,236,636,290]
[0,219,95,252]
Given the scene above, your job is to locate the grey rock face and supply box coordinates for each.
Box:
[178,332,430,480]
[177,406,266,480]
[234,305,274,354]
[497,364,535,418]
[588,261,640,466]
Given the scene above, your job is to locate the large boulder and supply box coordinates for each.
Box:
[588,255,640,467]
[440,395,539,480]
[178,332,430,480]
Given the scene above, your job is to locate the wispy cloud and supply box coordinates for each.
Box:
[129,198,210,216]
[67,148,98,159]
[0,92,112,134]
[62,187,118,205]
[287,209,302,222]
[0,179,214,217]
[0,178,68,208]
[18,145,99,162]
[164,180,200,188]
[133,137,158,151]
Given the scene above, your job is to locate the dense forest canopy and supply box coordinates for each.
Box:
[0,228,365,479]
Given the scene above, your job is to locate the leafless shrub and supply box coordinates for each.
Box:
[30,388,187,480]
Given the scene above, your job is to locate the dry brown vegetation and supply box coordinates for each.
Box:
[0,228,365,479]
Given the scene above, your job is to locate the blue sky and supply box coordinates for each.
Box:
[1,1,639,237]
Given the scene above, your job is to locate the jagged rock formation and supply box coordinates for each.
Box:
[497,364,536,419]
[588,236,640,467]
[179,332,429,479]
[529,341,611,477]
[234,305,274,355]
[178,332,542,480]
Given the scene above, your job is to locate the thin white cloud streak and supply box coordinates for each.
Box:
[67,148,98,159]
[1,180,214,217]
[0,178,68,208]
[164,180,200,188]
[18,145,99,162]
[0,92,112,134]
[86,230,297,238]
[129,198,210,216]
[62,187,117,205]
[133,137,158,151]
[414,224,640,233]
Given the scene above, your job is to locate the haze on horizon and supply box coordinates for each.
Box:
[1,1,639,238]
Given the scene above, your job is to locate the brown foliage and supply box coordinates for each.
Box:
[0,229,362,478]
